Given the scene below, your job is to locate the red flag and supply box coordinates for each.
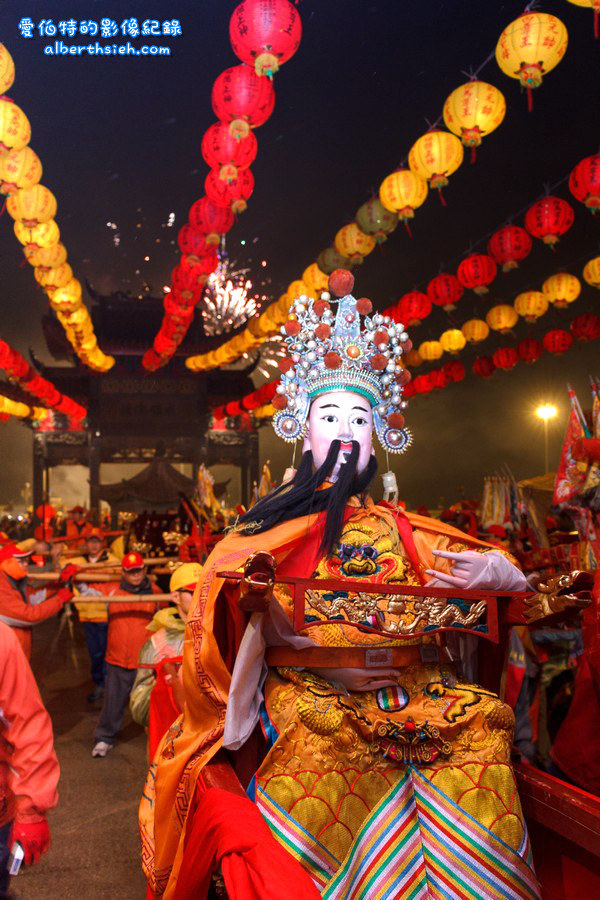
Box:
[553,388,589,504]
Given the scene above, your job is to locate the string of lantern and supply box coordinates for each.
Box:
[391,252,598,367]
[0,391,49,425]
[0,339,87,423]
[142,0,302,371]
[0,44,114,373]
[186,8,573,373]
[214,306,600,423]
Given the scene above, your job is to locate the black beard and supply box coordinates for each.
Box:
[237,440,378,555]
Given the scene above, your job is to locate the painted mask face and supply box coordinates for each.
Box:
[303,390,373,481]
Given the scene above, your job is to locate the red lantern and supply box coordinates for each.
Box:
[524,196,574,247]
[571,313,600,342]
[429,369,448,390]
[396,291,432,326]
[569,154,600,215]
[142,349,161,370]
[493,347,519,370]
[472,356,496,377]
[442,360,466,382]
[189,197,234,244]
[229,0,302,77]
[413,374,433,394]
[211,65,275,139]
[172,255,216,302]
[427,273,463,310]
[177,225,214,261]
[487,225,532,271]
[543,328,573,355]
[517,338,543,363]
[205,167,254,214]
[457,253,497,295]
[201,122,258,183]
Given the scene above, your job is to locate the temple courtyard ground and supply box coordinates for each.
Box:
[17,613,148,899]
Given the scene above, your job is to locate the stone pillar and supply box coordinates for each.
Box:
[32,433,46,527]
[89,437,101,522]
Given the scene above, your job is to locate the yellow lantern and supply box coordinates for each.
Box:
[442,81,506,160]
[583,256,600,288]
[566,1,600,38]
[514,291,548,322]
[0,97,30,157]
[302,263,329,296]
[28,242,67,271]
[496,14,568,109]
[15,219,60,252]
[486,304,518,333]
[408,130,464,195]
[7,184,57,226]
[542,273,581,308]
[461,319,489,343]
[287,279,312,300]
[35,263,73,291]
[379,168,428,225]
[0,44,15,94]
[418,340,443,361]
[439,329,466,354]
[334,223,376,263]
[0,147,42,195]
[48,277,81,312]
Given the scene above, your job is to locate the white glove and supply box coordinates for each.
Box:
[425,549,527,591]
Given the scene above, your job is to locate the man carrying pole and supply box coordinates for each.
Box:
[92,552,163,759]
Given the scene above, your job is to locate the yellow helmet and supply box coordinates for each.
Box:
[169,563,202,593]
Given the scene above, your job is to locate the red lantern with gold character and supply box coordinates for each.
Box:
[177,225,214,262]
[205,167,254,214]
[229,0,302,77]
[427,272,463,311]
[457,253,497,295]
[571,313,600,342]
[487,225,532,271]
[524,196,574,247]
[473,356,496,377]
[397,291,431,326]
[543,329,573,355]
[569,153,600,214]
[189,197,234,244]
[493,347,519,370]
[212,65,275,139]
[201,122,257,183]
[517,338,543,363]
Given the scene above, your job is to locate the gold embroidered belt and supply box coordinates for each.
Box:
[265,644,429,669]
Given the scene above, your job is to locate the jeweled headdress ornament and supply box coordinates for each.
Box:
[273,269,413,453]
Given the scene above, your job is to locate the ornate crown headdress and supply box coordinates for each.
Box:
[273,269,413,453]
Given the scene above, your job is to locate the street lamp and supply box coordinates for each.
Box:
[536,403,557,473]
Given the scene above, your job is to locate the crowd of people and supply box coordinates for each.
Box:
[0,506,202,897]
[0,452,596,896]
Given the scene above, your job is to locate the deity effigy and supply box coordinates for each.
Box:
[141,270,545,899]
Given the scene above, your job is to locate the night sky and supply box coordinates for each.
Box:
[0,0,598,508]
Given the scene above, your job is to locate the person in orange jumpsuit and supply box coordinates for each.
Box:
[0,544,74,659]
[92,552,162,758]
[70,529,120,704]
[65,506,93,550]
[0,622,60,897]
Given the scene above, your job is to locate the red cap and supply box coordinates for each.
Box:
[87,528,104,541]
[69,505,86,514]
[122,551,144,571]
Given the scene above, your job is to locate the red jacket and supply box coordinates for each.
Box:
[93,580,163,670]
[0,622,60,826]
[0,561,65,659]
